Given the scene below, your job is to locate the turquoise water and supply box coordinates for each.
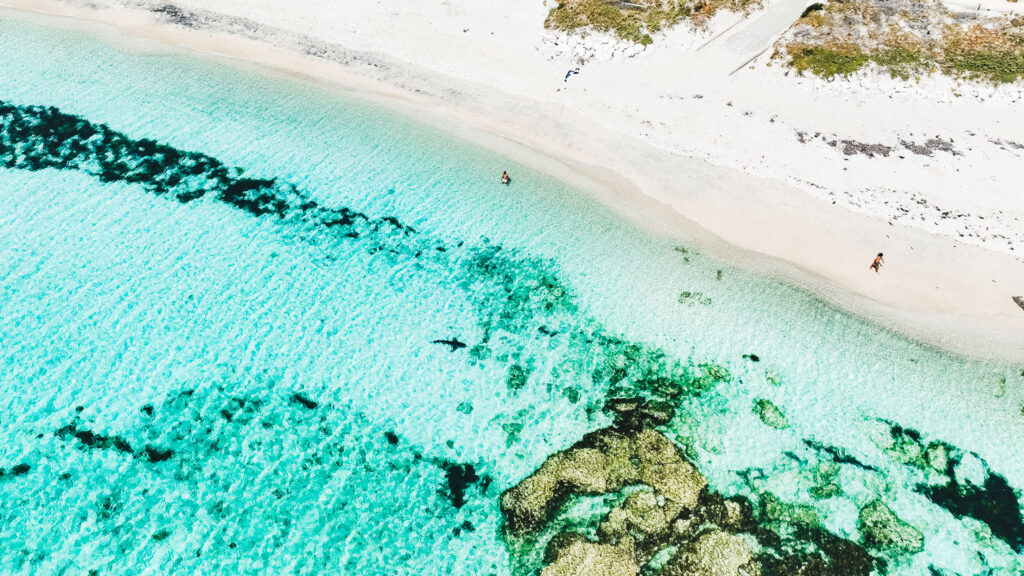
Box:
[0,13,1022,576]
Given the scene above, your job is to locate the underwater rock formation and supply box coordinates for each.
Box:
[500,421,705,535]
[756,525,876,576]
[858,500,924,554]
[661,530,759,576]
[752,399,790,430]
[542,533,640,576]
[502,400,877,576]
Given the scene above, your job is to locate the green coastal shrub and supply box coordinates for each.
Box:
[942,49,1024,84]
[547,0,670,44]
[545,0,755,45]
[871,46,930,79]
[788,45,869,78]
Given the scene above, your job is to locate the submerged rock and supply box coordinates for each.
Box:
[758,525,876,576]
[752,399,790,430]
[598,489,680,555]
[865,420,926,467]
[542,533,640,576]
[544,491,757,576]
[506,364,529,391]
[500,425,706,534]
[662,530,760,576]
[503,422,876,576]
[858,500,924,554]
[698,492,756,534]
[606,397,675,429]
[924,443,950,474]
[811,527,877,576]
[761,493,820,528]
[809,462,842,500]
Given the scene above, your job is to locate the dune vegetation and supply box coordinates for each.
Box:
[545,0,762,45]
[776,0,1024,83]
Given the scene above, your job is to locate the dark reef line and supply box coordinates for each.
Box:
[0,101,417,248]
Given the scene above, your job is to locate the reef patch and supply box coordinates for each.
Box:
[866,419,1024,552]
[501,403,878,576]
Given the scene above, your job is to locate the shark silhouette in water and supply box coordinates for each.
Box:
[431,338,467,351]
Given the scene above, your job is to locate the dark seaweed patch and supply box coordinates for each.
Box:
[505,364,528,391]
[385,431,399,445]
[876,421,1024,553]
[537,325,558,337]
[452,520,475,537]
[55,422,179,464]
[55,423,134,455]
[220,178,287,217]
[152,4,197,28]
[0,101,418,253]
[144,446,174,463]
[921,472,1024,552]
[890,423,921,442]
[442,462,480,509]
[783,451,806,465]
[803,439,876,471]
[290,393,319,410]
[217,396,262,425]
[0,463,31,478]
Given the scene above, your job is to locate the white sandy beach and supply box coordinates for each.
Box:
[2,0,1023,362]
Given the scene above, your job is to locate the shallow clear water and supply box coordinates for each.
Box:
[0,13,1022,576]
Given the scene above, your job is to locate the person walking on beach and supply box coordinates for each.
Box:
[501,171,511,186]
[869,253,884,273]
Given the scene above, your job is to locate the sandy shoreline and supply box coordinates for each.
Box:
[2,0,1023,363]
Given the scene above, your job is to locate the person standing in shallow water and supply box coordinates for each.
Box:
[501,171,510,186]
[869,253,884,273]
